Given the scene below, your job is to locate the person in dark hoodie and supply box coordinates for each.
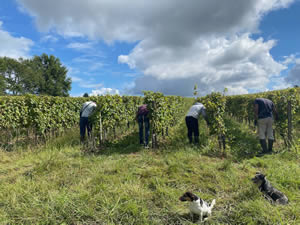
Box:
[136,104,150,148]
[254,98,277,156]
[185,102,209,144]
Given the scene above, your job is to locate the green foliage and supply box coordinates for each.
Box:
[0,54,71,96]
[143,91,186,136]
[31,54,71,96]
[198,92,227,136]
[226,87,300,143]
[0,57,27,95]
[90,95,143,133]
[0,95,84,135]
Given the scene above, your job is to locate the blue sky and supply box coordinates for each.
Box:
[0,0,299,96]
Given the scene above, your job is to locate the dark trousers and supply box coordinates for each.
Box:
[185,116,199,143]
[80,117,92,141]
[138,115,150,145]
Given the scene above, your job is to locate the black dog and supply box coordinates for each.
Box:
[252,172,288,205]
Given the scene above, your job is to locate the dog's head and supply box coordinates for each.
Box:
[251,172,266,186]
[179,192,199,202]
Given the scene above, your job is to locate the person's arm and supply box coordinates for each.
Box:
[254,102,259,126]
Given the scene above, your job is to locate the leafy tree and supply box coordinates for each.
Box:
[83,93,89,97]
[31,54,71,96]
[0,59,6,95]
[0,74,5,95]
[0,54,71,96]
[0,57,24,95]
[0,57,42,95]
[20,58,43,94]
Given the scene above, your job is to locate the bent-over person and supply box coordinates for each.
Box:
[80,101,97,143]
[137,104,150,148]
[185,102,209,144]
[254,98,277,155]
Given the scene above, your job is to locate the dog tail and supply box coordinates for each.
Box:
[210,199,216,209]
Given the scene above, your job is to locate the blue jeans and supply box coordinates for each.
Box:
[185,116,199,143]
[80,117,92,141]
[138,115,150,145]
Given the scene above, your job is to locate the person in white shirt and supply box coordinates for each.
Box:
[80,101,97,142]
[185,102,209,144]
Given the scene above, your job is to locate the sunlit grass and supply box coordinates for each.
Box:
[0,117,299,224]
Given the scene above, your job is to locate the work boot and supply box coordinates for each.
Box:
[188,135,193,144]
[80,136,85,144]
[267,139,274,154]
[194,136,199,144]
[257,139,268,157]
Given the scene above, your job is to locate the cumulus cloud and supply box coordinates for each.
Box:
[285,61,300,86]
[90,88,120,96]
[17,0,294,43]
[0,21,33,58]
[125,35,285,96]
[16,0,296,95]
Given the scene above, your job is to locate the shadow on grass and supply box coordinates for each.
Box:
[86,131,146,156]
[76,115,262,161]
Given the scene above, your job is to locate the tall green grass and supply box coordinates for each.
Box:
[0,117,299,224]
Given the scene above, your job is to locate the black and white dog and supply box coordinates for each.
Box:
[252,172,288,205]
[179,192,216,222]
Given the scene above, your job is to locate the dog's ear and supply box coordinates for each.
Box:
[260,173,266,178]
[186,192,198,201]
[256,171,266,178]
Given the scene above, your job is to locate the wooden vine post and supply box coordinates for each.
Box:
[287,100,292,147]
[99,111,103,146]
[152,101,157,149]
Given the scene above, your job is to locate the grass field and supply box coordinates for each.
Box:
[0,116,299,224]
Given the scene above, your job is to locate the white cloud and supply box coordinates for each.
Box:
[0,21,33,58]
[89,62,104,71]
[69,71,103,89]
[70,76,82,82]
[17,0,294,43]
[40,34,58,43]
[16,0,296,95]
[67,42,94,51]
[90,88,120,96]
[285,61,300,86]
[124,35,285,96]
[80,82,103,89]
[272,77,291,90]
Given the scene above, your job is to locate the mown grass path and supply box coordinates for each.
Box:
[0,116,299,224]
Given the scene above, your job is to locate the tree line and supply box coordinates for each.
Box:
[0,53,71,96]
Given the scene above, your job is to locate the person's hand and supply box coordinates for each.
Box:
[254,120,257,126]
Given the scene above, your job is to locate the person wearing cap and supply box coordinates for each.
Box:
[79,101,97,143]
[185,102,209,144]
